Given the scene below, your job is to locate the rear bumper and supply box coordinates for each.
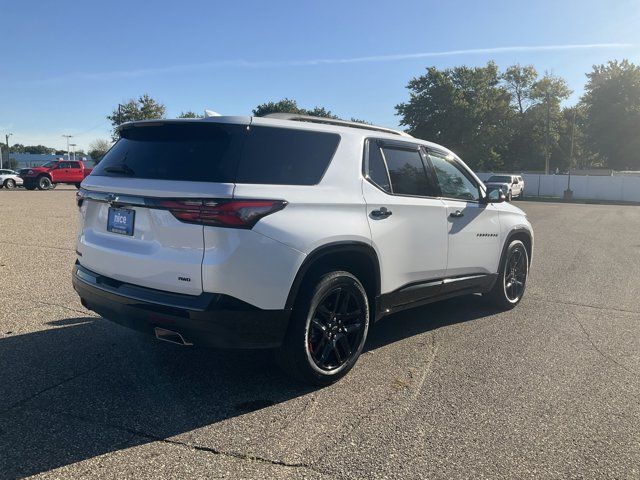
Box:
[72,262,291,348]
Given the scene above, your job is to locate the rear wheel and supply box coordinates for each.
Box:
[4,179,16,189]
[485,239,529,309]
[37,176,52,190]
[277,271,370,385]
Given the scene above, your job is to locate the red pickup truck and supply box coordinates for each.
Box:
[20,160,93,190]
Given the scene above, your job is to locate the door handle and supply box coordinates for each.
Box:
[371,207,392,219]
[449,210,464,218]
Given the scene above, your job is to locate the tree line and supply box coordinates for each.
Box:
[16,59,639,172]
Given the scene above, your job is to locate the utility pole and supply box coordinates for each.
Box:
[3,133,13,170]
[564,108,577,200]
[62,134,73,161]
[70,143,77,161]
[544,92,551,175]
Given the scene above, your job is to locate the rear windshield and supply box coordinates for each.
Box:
[92,123,246,183]
[92,122,340,185]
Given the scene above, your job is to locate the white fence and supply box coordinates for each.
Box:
[476,172,640,203]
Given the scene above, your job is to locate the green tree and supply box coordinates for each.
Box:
[177,111,203,118]
[503,64,538,115]
[581,59,640,170]
[506,73,572,171]
[252,98,339,118]
[88,139,112,164]
[396,62,513,170]
[107,94,166,140]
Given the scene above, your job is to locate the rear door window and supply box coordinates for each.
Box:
[381,145,432,196]
[237,126,340,185]
[92,122,247,182]
[365,141,392,193]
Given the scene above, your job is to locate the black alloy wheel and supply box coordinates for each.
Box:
[503,243,528,303]
[485,239,529,309]
[277,271,370,385]
[307,286,367,372]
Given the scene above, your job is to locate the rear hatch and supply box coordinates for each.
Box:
[77,119,248,295]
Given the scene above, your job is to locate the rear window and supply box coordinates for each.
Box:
[92,123,246,182]
[237,126,340,185]
[92,123,339,185]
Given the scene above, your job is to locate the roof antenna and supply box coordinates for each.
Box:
[204,109,221,117]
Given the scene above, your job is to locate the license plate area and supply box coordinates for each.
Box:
[107,207,135,236]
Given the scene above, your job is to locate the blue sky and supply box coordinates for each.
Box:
[2,0,639,151]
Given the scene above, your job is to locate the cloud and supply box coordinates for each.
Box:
[34,43,634,84]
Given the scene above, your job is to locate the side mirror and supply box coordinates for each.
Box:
[482,188,506,204]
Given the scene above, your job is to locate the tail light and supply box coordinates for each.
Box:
[158,199,287,229]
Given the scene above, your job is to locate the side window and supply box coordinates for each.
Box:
[70,162,81,169]
[428,152,480,201]
[237,126,340,185]
[381,146,432,196]
[366,142,391,193]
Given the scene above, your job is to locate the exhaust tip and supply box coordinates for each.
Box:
[154,327,193,346]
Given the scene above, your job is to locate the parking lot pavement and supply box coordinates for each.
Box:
[1,187,639,479]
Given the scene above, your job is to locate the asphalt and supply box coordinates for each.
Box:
[1,187,638,479]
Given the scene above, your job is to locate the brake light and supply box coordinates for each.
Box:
[158,199,287,229]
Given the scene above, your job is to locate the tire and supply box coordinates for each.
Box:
[485,239,529,310]
[4,179,16,189]
[277,271,370,385]
[25,184,36,191]
[37,176,52,190]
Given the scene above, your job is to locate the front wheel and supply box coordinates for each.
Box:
[37,176,52,190]
[485,240,529,309]
[4,179,16,189]
[277,271,370,385]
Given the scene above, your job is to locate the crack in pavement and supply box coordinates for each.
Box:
[571,312,639,378]
[1,364,103,414]
[25,405,338,478]
[529,296,640,315]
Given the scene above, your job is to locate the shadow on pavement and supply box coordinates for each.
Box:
[0,295,495,477]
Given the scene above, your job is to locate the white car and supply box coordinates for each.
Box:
[0,169,23,189]
[484,174,524,201]
[73,114,533,384]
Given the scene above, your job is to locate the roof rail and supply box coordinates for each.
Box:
[262,113,413,138]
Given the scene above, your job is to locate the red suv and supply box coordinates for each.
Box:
[21,160,93,190]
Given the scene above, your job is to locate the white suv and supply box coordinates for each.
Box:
[73,114,533,384]
[484,174,525,201]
